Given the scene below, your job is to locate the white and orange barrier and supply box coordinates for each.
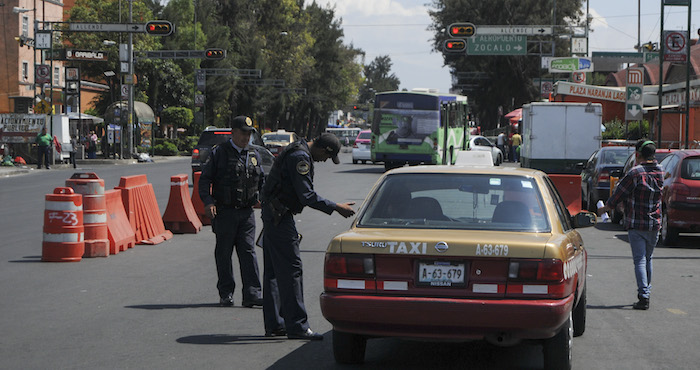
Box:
[66,173,109,257]
[42,187,84,262]
[104,189,136,253]
[163,174,202,234]
[191,171,211,226]
[548,174,583,215]
[116,174,173,245]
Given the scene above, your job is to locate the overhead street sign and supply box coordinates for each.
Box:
[68,23,146,33]
[476,25,552,36]
[468,35,526,55]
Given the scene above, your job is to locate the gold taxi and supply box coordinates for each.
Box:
[320,165,595,368]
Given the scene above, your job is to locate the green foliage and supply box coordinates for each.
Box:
[602,119,650,140]
[65,0,372,139]
[161,107,194,135]
[153,140,179,156]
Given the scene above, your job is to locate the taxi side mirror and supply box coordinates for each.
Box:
[571,211,597,228]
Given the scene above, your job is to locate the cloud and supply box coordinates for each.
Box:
[313,0,427,18]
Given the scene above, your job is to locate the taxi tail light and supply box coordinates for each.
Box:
[506,259,570,298]
[325,254,375,276]
[508,259,563,281]
[353,143,358,148]
[371,137,375,149]
[598,170,610,183]
[192,148,200,160]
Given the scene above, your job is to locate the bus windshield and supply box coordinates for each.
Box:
[371,91,468,170]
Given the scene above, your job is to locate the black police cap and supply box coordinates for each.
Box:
[315,133,341,164]
[231,116,255,132]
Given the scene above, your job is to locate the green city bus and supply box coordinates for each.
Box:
[371,91,469,171]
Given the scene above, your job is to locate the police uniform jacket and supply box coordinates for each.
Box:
[199,140,264,208]
[262,141,336,215]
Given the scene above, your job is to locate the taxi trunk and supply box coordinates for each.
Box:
[320,229,578,341]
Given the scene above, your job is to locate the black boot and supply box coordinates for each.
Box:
[633,296,649,310]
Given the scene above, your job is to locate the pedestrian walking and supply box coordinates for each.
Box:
[598,139,664,310]
[199,115,264,308]
[69,135,78,168]
[511,130,522,162]
[260,133,355,340]
[35,127,51,169]
[496,132,506,161]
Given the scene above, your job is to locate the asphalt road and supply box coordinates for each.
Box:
[1,153,699,369]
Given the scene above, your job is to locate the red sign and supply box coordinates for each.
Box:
[572,72,586,84]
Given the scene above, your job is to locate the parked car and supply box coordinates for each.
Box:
[190,126,274,178]
[320,165,595,367]
[609,149,676,223]
[262,130,300,157]
[467,135,503,165]
[581,146,634,211]
[352,130,372,164]
[658,150,700,245]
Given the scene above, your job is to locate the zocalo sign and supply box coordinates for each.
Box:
[66,49,108,62]
[548,57,594,73]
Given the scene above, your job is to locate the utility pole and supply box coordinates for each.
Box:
[128,0,134,156]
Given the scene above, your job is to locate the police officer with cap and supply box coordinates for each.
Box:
[260,133,355,340]
[199,115,264,308]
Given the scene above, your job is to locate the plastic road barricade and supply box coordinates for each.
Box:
[191,171,211,226]
[116,174,173,245]
[42,187,84,262]
[163,174,202,234]
[66,172,109,257]
[548,174,583,215]
[104,189,136,253]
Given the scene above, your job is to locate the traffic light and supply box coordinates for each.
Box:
[145,21,173,36]
[444,39,467,53]
[353,105,358,110]
[448,23,476,38]
[205,48,226,60]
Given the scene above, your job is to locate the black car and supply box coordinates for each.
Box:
[581,146,634,211]
[190,126,274,178]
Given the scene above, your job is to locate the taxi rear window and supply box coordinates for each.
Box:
[358,173,550,232]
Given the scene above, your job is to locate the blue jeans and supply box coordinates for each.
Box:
[628,229,658,299]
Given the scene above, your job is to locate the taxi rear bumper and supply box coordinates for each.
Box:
[320,292,574,341]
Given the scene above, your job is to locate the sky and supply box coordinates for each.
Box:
[313,0,700,95]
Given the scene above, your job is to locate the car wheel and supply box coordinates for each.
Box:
[660,209,679,246]
[573,284,586,337]
[332,330,366,364]
[353,159,358,164]
[543,312,573,370]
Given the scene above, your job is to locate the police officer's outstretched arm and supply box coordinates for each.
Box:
[199,149,218,219]
[287,152,355,217]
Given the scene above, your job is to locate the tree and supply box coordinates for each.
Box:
[160,106,193,137]
[429,0,585,130]
[362,56,400,99]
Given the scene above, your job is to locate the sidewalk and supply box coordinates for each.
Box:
[0,155,185,177]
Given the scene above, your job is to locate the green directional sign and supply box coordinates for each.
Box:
[467,35,526,55]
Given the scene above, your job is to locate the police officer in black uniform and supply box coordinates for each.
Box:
[199,116,264,308]
[260,133,355,340]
